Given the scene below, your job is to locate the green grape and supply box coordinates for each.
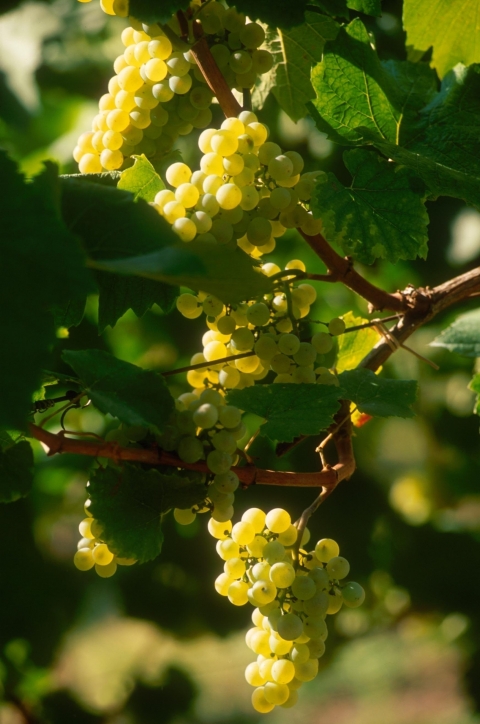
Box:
[269,561,295,588]
[272,659,295,684]
[172,217,197,241]
[293,342,317,366]
[251,579,277,605]
[218,405,242,429]
[148,36,172,60]
[245,662,266,687]
[290,644,309,663]
[211,218,234,243]
[294,658,318,682]
[252,49,274,74]
[291,575,316,601]
[303,616,327,640]
[224,556,246,579]
[210,42,231,68]
[326,556,350,580]
[231,520,255,545]
[193,403,219,429]
[212,505,234,522]
[169,75,193,94]
[308,638,326,658]
[277,334,301,356]
[311,332,334,354]
[215,572,234,595]
[263,540,286,565]
[166,51,190,77]
[239,22,265,48]
[166,162,192,187]
[74,548,95,571]
[228,580,249,606]
[224,7,246,32]
[208,517,232,539]
[247,535,268,558]
[177,435,204,463]
[268,155,294,182]
[326,589,343,614]
[247,217,272,245]
[239,186,259,212]
[251,687,274,714]
[264,681,289,705]
[207,450,233,474]
[231,327,255,351]
[303,591,329,617]
[190,210,212,234]
[95,560,117,578]
[315,538,340,563]
[277,613,303,641]
[246,302,270,326]
[328,317,346,336]
[229,50,253,74]
[216,183,242,210]
[258,141,281,165]
[174,508,196,525]
[341,581,365,607]
[212,429,237,454]
[265,507,291,533]
[216,538,240,560]
[199,192,220,216]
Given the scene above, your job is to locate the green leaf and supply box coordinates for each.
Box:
[0,433,34,503]
[51,298,86,329]
[308,0,349,19]
[91,242,274,305]
[128,0,190,25]
[468,374,480,415]
[256,12,339,121]
[310,18,402,145]
[235,0,308,29]
[62,349,175,433]
[338,369,418,417]
[336,312,380,372]
[88,464,207,563]
[431,309,480,357]
[59,177,179,329]
[227,383,343,442]
[0,153,95,429]
[311,149,429,264]
[347,0,381,15]
[403,0,480,78]
[60,172,121,187]
[360,65,480,209]
[117,154,165,202]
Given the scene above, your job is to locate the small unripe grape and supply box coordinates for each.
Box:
[277,334,301,356]
[174,508,196,525]
[277,613,303,641]
[342,581,366,607]
[291,575,316,600]
[315,538,340,563]
[312,332,334,354]
[326,555,350,580]
[328,317,346,336]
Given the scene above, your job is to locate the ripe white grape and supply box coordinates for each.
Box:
[326,556,350,580]
[315,538,340,563]
[74,548,95,571]
[228,580,249,606]
[265,508,291,533]
[251,687,275,714]
[174,508,196,525]
[272,659,295,685]
[269,562,295,588]
[95,560,117,578]
[263,540,286,564]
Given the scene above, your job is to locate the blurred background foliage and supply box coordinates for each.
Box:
[2,0,480,722]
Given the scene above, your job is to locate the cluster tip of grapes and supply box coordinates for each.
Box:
[204,507,365,713]
[73,2,274,173]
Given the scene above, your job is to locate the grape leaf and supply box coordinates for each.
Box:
[60,171,121,187]
[308,0,349,19]
[311,149,428,264]
[117,154,165,202]
[403,0,480,78]
[468,374,480,415]
[431,309,480,357]
[59,177,178,330]
[88,464,207,563]
[338,369,417,417]
[309,18,402,145]
[62,350,175,433]
[128,0,190,25]
[234,0,308,29]
[347,0,381,15]
[359,65,480,209]
[91,242,274,305]
[226,384,343,442]
[0,153,95,429]
[256,12,338,121]
[51,298,86,329]
[0,433,34,503]
[336,312,380,372]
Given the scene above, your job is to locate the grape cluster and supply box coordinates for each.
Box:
[208,507,365,712]
[195,3,273,93]
[73,19,215,173]
[74,503,137,578]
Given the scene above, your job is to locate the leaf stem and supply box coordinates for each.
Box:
[190,37,242,118]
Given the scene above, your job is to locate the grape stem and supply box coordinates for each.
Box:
[28,423,354,488]
[299,230,409,312]
[190,37,242,117]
